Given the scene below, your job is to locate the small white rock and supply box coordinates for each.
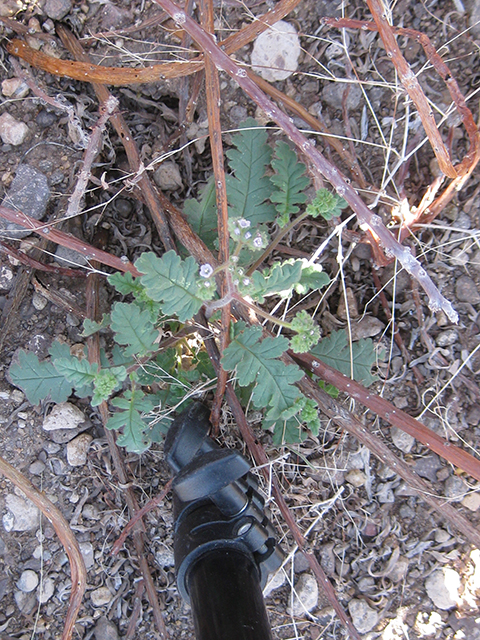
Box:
[391,427,415,453]
[263,569,286,597]
[79,541,94,570]
[66,433,92,466]
[2,78,29,99]
[37,577,55,603]
[288,573,318,616]
[43,402,85,431]
[91,586,113,606]
[0,265,14,291]
[461,492,480,512]
[425,568,461,610]
[4,493,40,531]
[153,161,183,191]
[348,599,379,633]
[17,569,39,592]
[0,112,29,145]
[251,21,300,82]
[32,292,48,311]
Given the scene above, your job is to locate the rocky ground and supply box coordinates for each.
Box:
[0,0,480,638]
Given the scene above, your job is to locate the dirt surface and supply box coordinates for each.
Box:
[1,0,480,638]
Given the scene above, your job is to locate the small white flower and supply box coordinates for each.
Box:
[238,218,251,228]
[242,278,250,286]
[231,255,239,263]
[234,227,241,236]
[253,236,264,248]
[199,264,214,278]
[244,231,252,240]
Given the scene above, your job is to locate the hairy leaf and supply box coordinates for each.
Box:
[311,330,378,386]
[225,119,276,225]
[136,251,214,322]
[294,261,330,295]
[221,324,303,422]
[108,271,144,296]
[9,350,73,404]
[240,260,303,303]
[107,388,156,453]
[270,141,309,227]
[110,301,158,356]
[82,314,110,337]
[183,178,218,250]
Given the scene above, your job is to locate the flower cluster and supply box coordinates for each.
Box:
[289,310,321,353]
[228,217,269,251]
[197,263,217,300]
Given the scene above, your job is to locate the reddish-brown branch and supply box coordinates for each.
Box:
[0,456,87,640]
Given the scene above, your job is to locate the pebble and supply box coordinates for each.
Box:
[435,529,451,543]
[318,543,336,577]
[14,590,37,614]
[377,483,395,503]
[455,275,480,303]
[79,542,94,570]
[322,83,362,111]
[37,577,55,603]
[345,469,367,487]
[29,461,46,477]
[287,573,318,616]
[337,287,359,319]
[0,265,14,292]
[17,569,39,592]
[32,292,48,311]
[153,161,183,191]
[425,568,460,610]
[263,569,286,597]
[414,455,442,483]
[461,492,480,512]
[470,0,480,37]
[436,329,458,347]
[3,493,40,531]
[91,586,113,607]
[251,21,300,82]
[444,475,467,501]
[466,405,480,426]
[388,557,409,583]
[1,78,29,99]
[43,0,72,20]
[43,402,86,432]
[0,112,29,145]
[390,427,415,453]
[54,245,88,267]
[36,109,57,129]
[66,433,92,466]
[350,316,384,340]
[155,545,175,569]
[0,165,50,239]
[348,598,378,633]
[93,616,119,640]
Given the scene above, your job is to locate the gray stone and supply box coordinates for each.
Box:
[37,577,55,603]
[29,460,46,475]
[436,329,458,347]
[14,590,37,614]
[17,569,39,592]
[0,265,14,291]
[4,493,40,531]
[251,21,300,82]
[153,161,183,191]
[0,112,29,145]
[288,573,318,616]
[79,542,94,570]
[444,475,467,501]
[391,427,415,453]
[1,78,29,99]
[322,83,362,111]
[414,455,442,483]
[155,545,175,569]
[470,0,480,37]
[263,569,286,597]
[318,543,335,577]
[455,276,480,303]
[1,165,50,238]
[348,598,378,633]
[91,586,113,607]
[93,616,119,640]
[43,402,85,432]
[32,292,48,311]
[350,316,384,340]
[43,0,71,20]
[461,492,480,512]
[54,245,88,267]
[425,569,460,610]
[66,433,92,466]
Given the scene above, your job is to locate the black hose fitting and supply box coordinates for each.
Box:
[164,402,284,640]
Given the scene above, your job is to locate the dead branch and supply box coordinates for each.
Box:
[0,456,87,640]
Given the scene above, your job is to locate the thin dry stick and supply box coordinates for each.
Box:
[196,313,363,640]
[0,456,87,640]
[151,0,459,323]
[65,96,118,220]
[366,0,456,178]
[293,374,480,549]
[200,0,230,428]
[56,25,176,254]
[85,256,169,639]
[290,351,480,484]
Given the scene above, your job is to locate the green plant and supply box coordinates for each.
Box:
[10,120,379,451]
